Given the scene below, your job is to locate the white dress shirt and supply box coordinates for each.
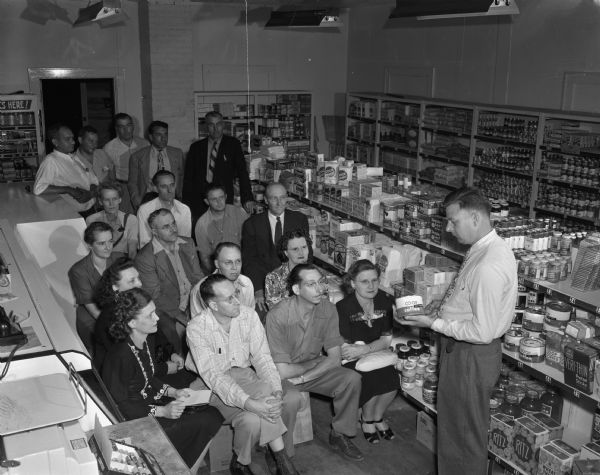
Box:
[189,272,255,317]
[103,137,148,181]
[137,197,192,247]
[431,229,518,344]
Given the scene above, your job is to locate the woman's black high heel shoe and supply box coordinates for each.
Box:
[373,419,395,440]
[361,419,380,444]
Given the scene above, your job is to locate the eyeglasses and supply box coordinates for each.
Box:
[154,222,177,231]
[302,278,328,290]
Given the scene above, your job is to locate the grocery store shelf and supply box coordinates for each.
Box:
[378,141,418,155]
[474,134,536,148]
[537,176,599,192]
[473,163,533,179]
[417,177,459,191]
[379,119,418,128]
[421,125,470,137]
[518,273,600,317]
[488,453,527,475]
[288,190,465,262]
[502,345,599,407]
[420,153,470,167]
[347,114,376,123]
[533,207,598,225]
[346,136,376,146]
[540,145,600,158]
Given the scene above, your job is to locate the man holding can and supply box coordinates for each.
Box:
[397,187,517,475]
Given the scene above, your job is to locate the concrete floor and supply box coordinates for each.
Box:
[207,394,437,475]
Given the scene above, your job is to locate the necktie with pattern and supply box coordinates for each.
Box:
[207,142,218,183]
[275,216,282,246]
[157,150,165,170]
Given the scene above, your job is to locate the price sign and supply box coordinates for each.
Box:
[569,297,576,304]
[545,375,552,384]
[546,288,552,296]
[517,361,523,369]
[573,389,580,399]
[533,283,539,290]
[596,306,600,315]
[440,248,446,255]
[518,276,525,285]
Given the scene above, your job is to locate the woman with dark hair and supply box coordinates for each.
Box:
[93,258,188,387]
[101,288,223,468]
[335,259,399,444]
[264,229,312,308]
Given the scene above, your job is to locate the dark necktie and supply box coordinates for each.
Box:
[157,150,165,170]
[207,142,217,182]
[275,216,282,246]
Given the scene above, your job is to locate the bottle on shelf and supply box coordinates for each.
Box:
[539,387,563,422]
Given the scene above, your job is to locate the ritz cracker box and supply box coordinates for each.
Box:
[510,416,550,475]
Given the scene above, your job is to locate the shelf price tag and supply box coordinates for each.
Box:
[518,276,525,285]
[545,375,552,384]
[573,389,580,399]
[517,361,523,369]
[569,297,576,305]
[533,282,539,290]
[546,288,552,296]
[596,306,600,315]
[440,248,446,255]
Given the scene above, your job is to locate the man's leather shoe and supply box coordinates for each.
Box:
[329,429,364,461]
[230,452,254,475]
[272,449,300,475]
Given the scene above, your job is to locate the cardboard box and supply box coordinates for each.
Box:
[528,412,564,441]
[564,341,598,394]
[581,442,600,460]
[489,413,515,460]
[511,416,550,475]
[416,411,436,453]
[536,442,575,475]
[209,425,233,473]
[573,459,600,475]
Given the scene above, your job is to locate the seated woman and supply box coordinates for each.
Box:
[68,221,116,355]
[102,288,224,468]
[264,229,311,308]
[86,182,138,259]
[94,258,193,389]
[335,259,400,444]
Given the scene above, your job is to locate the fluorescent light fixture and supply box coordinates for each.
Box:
[389,0,519,20]
[74,0,128,27]
[265,9,342,28]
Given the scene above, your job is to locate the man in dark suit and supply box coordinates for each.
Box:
[182,111,254,222]
[128,120,184,210]
[242,182,309,314]
[135,208,204,354]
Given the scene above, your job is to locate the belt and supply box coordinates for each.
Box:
[117,179,128,184]
[445,336,501,353]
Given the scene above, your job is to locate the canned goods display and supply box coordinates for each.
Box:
[395,295,424,319]
[545,301,572,322]
[519,337,546,363]
[504,328,524,352]
[523,306,545,332]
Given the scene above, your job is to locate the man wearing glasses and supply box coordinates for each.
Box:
[186,274,301,475]
[266,263,364,462]
[135,208,204,354]
[189,242,255,316]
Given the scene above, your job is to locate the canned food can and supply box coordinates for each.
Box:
[545,301,572,322]
[519,337,546,363]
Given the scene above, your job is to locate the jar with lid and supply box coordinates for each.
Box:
[528,259,542,279]
[492,388,506,404]
[490,398,501,416]
[508,370,530,386]
[520,390,542,416]
[546,259,561,283]
[401,361,416,391]
[415,360,428,387]
[499,392,522,419]
[497,366,511,390]
[422,373,438,405]
[410,342,423,357]
[540,388,563,422]
[506,383,527,403]
[397,345,410,366]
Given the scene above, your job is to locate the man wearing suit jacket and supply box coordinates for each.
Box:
[135,208,204,354]
[182,111,254,222]
[242,182,309,314]
[128,120,184,210]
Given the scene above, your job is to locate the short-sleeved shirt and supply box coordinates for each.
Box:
[266,296,344,364]
[76,149,114,183]
[103,137,148,181]
[195,205,248,263]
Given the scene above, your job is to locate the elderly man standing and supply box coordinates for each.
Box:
[195,184,248,273]
[183,111,254,221]
[242,182,308,314]
[33,123,98,212]
[398,187,518,475]
[186,274,300,475]
[103,113,148,213]
[75,125,115,183]
[189,242,254,316]
[129,120,184,210]
[135,208,203,354]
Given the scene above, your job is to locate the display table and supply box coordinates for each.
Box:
[99,416,191,475]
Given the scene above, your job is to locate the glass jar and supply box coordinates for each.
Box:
[422,373,438,405]
[401,361,416,391]
[540,388,563,422]
[497,366,511,390]
[499,392,522,419]
[546,259,561,283]
[397,345,410,367]
[415,360,428,387]
[520,389,542,416]
[506,383,527,403]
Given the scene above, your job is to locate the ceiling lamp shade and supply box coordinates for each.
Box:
[265,9,342,28]
[389,0,519,20]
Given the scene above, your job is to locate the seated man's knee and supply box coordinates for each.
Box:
[345,368,362,388]
[233,411,261,437]
[283,388,303,411]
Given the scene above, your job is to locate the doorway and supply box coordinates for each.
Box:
[41,78,115,151]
